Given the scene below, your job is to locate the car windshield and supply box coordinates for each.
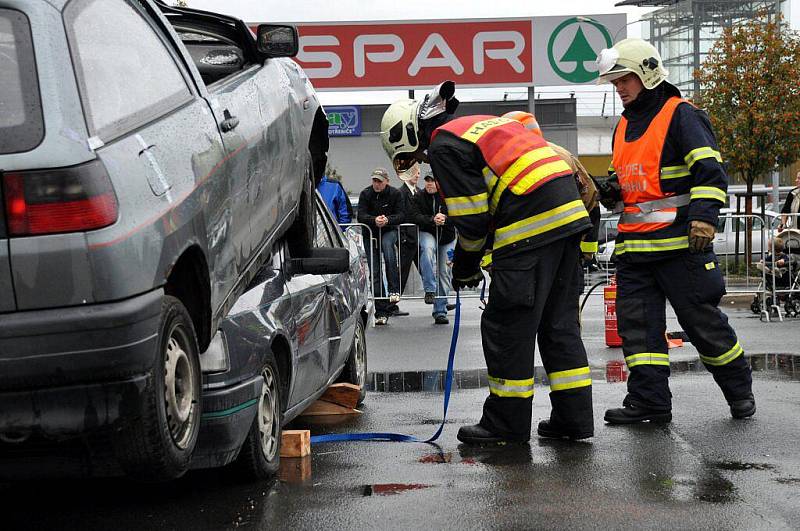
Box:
[0,9,44,154]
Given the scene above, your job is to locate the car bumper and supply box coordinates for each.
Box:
[0,289,163,436]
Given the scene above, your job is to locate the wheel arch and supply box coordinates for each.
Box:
[164,245,212,352]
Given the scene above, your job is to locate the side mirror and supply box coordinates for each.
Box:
[290,248,350,275]
[256,24,299,58]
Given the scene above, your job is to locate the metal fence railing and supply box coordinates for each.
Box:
[344,211,800,324]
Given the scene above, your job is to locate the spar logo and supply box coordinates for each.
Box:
[547,17,613,83]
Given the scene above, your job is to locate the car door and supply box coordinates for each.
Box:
[285,218,332,406]
[316,197,359,373]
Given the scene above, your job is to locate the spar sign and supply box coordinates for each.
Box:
[291,15,626,90]
[294,19,534,90]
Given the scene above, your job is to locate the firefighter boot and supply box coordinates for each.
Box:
[729,394,756,419]
[457,424,528,445]
[604,405,672,424]
[537,419,593,440]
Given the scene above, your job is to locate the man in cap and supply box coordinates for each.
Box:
[357,168,404,325]
[594,38,755,423]
[380,82,595,444]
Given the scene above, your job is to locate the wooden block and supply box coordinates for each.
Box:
[319,383,362,409]
[279,456,312,483]
[299,399,362,417]
[280,429,310,457]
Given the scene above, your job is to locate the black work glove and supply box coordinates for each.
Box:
[452,245,483,290]
[593,174,622,210]
[452,271,483,291]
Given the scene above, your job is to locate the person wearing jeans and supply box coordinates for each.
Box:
[357,167,404,325]
[411,173,456,324]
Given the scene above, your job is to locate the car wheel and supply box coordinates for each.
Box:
[115,295,201,481]
[340,318,368,405]
[287,168,316,258]
[235,353,283,480]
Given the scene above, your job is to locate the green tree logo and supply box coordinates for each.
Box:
[547,18,613,83]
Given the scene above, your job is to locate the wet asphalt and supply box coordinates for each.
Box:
[2,279,800,530]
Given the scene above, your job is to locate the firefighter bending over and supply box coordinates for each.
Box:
[595,38,755,424]
[380,82,594,445]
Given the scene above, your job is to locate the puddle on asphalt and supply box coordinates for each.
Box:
[418,452,452,464]
[362,483,432,496]
[713,461,776,471]
[366,354,800,392]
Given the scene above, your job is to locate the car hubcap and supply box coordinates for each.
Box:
[258,366,279,461]
[354,326,366,389]
[164,327,196,449]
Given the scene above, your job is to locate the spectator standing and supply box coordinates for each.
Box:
[317,174,352,226]
[357,168,404,325]
[395,162,421,312]
[780,170,800,229]
[412,173,456,324]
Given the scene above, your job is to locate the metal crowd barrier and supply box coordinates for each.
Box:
[344,211,800,323]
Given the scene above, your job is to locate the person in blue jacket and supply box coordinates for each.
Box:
[317,174,352,226]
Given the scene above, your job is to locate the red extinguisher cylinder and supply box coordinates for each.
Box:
[604,276,623,347]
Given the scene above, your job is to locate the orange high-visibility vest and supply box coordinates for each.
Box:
[434,116,573,212]
[613,97,691,233]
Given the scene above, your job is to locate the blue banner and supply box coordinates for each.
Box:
[327,106,361,137]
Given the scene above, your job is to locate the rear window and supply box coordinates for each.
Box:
[0,9,44,154]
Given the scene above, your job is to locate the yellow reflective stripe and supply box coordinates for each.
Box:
[684,146,722,169]
[480,251,493,268]
[660,165,691,179]
[501,147,570,193]
[460,117,515,143]
[494,200,588,250]
[548,366,592,391]
[699,342,744,367]
[511,159,573,194]
[580,240,598,253]
[458,234,486,252]
[608,163,615,173]
[488,375,535,398]
[625,352,670,368]
[445,192,489,217]
[615,236,689,255]
[690,186,727,203]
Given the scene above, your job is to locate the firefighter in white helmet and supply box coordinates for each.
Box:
[381,82,595,445]
[594,38,755,424]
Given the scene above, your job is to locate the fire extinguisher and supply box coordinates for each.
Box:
[604,275,622,347]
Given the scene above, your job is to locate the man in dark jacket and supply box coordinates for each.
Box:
[411,173,456,324]
[381,82,594,445]
[357,167,404,325]
[396,163,421,308]
[595,38,754,423]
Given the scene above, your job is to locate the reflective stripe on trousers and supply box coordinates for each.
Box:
[699,342,744,367]
[488,375,535,398]
[547,366,592,391]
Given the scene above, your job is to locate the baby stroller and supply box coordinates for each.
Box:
[751,229,800,317]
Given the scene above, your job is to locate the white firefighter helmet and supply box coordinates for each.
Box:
[595,38,668,90]
[380,98,422,168]
[380,81,457,169]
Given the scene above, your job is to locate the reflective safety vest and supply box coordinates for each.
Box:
[433,116,588,254]
[613,97,691,234]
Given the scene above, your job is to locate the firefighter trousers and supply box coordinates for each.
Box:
[480,235,594,440]
[616,250,753,411]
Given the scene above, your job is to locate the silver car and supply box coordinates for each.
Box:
[0,0,329,480]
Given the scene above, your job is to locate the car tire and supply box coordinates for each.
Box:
[115,295,202,481]
[339,318,368,405]
[234,352,283,480]
[287,168,316,258]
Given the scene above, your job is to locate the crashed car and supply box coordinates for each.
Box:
[194,196,370,479]
[0,0,329,480]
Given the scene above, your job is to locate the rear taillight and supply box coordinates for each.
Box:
[2,160,118,236]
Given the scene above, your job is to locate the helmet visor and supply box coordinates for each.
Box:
[393,153,417,173]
